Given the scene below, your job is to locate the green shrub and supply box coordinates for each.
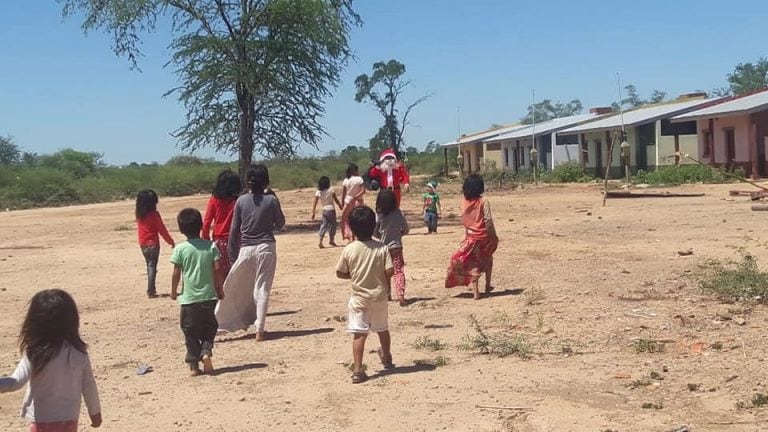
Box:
[543,161,593,183]
[634,164,732,185]
[699,251,768,304]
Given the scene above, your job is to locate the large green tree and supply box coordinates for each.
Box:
[0,135,21,166]
[611,84,668,111]
[727,58,768,95]
[354,59,430,155]
[60,0,360,175]
[521,99,582,124]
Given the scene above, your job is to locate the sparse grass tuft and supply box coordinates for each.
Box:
[114,223,132,231]
[711,342,723,350]
[414,355,450,368]
[460,315,532,359]
[412,336,447,351]
[627,379,652,389]
[524,287,545,306]
[687,383,701,392]
[641,401,664,410]
[753,393,768,407]
[633,339,665,353]
[699,251,768,304]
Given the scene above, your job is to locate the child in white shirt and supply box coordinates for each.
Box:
[0,289,102,431]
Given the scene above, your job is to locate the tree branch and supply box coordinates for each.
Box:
[397,92,432,148]
[214,0,238,41]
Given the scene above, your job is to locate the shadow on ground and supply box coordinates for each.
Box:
[453,288,525,299]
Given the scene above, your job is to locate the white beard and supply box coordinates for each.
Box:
[380,158,396,171]
[380,158,396,187]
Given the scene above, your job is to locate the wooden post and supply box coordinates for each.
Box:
[674,134,680,166]
[751,120,759,180]
[443,147,449,177]
[708,118,715,164]
[580,133,586,170]
[605,130,612,177]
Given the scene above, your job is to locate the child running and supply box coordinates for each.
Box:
[374,189,410,306]
[170,208,224,376]
[340,163,366,242]
[422,180,442,234]
[0,289,102,431]
[445,174,499,300]
[311,176,342,248]
[216,165,286,342]
[136,189,175,298]
[202,169,242,275]
[336,206,394,384]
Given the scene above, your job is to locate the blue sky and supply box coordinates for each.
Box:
[1,0,767,164]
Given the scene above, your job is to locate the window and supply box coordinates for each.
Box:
[661,119,697,136]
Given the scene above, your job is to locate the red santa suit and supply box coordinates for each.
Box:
[368,148,410,207]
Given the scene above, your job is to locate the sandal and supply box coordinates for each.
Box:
[377,347,395,370]
[351,371,368,384]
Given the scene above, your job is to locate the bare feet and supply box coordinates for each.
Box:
[329,242,338,247]
[485,285,495,294]
[255,331,267,342]
[398,297,407,307]
[472,282,481,300]
[201,354,214,373]
[189,364,202,377]
[318,242,325,249]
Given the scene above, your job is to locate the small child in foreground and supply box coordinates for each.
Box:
[311,176,343,248]
[336,206,394,384]
[170,208,224,376]
[375,189,410,306]
[422,181,442,234]
[0,289,102,431]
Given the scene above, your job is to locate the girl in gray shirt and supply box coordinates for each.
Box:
[374,189,410,306]
[217,165,286,341]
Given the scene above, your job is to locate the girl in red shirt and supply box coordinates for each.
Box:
[202,169,242,275]
[135,189,175,298]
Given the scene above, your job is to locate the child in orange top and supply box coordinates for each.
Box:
[444,175,498,300]
[136,189,175,298]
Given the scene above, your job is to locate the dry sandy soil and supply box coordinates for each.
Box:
[2,182,768,432]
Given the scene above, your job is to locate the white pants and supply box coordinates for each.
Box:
[215,243,277,333]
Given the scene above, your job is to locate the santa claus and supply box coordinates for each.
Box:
[368,148,410,207]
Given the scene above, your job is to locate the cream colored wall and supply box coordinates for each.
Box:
[657,135,698,166]
[583,130,626,168]
[483,147,503,171]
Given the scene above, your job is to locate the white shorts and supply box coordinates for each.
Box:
[347,299,388,334]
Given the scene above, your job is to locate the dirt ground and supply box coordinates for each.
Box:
[2,182,768,431]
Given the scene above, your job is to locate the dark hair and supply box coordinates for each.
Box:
[135,189,158,219]
[20,289,87,376]
[376,189,397,216]
[213,169,242,199]
[246,164,270,194]
[345,163,359,179]
[177,208,203,238]
[318,176,331,191]
[463,174,485,200]
[348,206,376,241]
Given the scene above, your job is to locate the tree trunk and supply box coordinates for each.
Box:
[237,86,255,185]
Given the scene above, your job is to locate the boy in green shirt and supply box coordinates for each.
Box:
[170,208,224,376]
[422,181,442,234]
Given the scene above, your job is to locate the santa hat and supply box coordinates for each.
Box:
[379,148,397,162]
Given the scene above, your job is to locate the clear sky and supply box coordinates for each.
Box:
[1,0,767,164]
